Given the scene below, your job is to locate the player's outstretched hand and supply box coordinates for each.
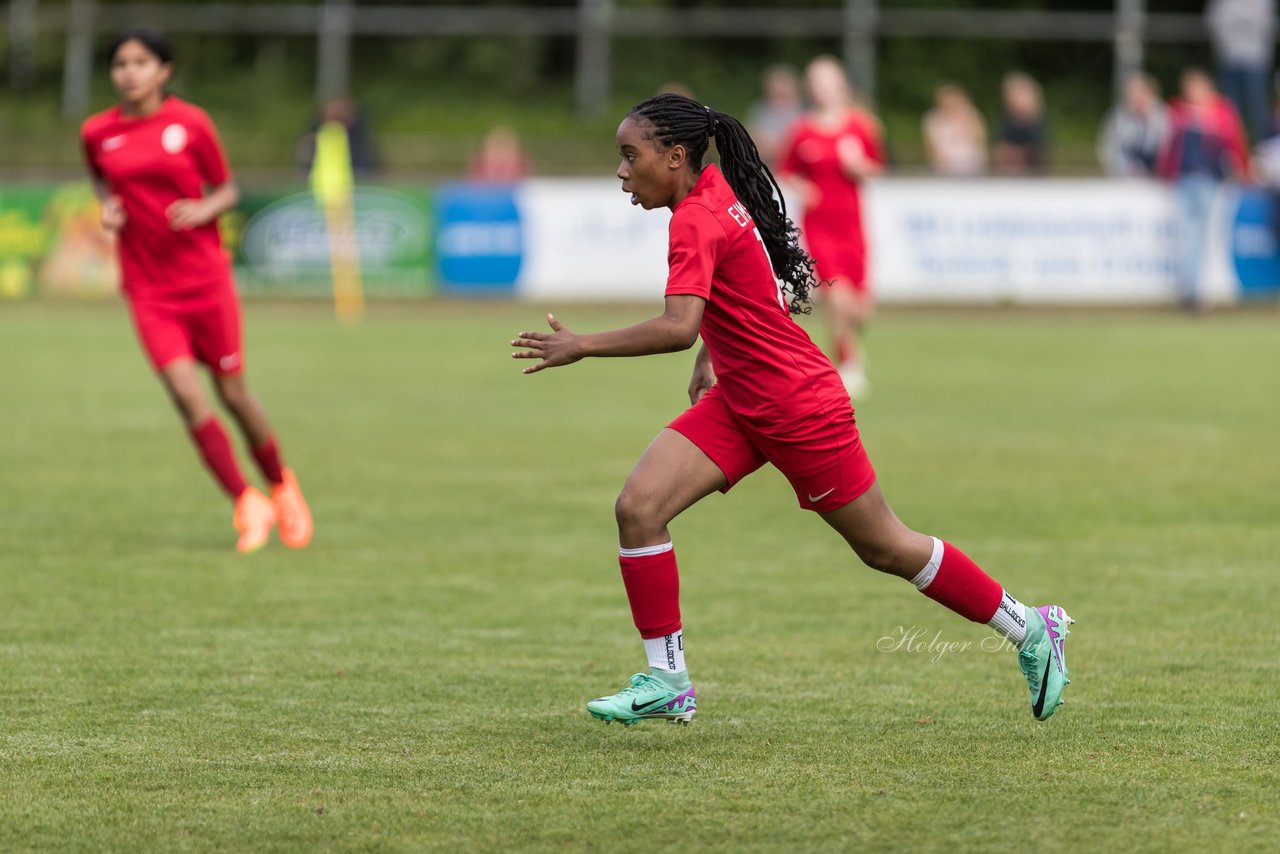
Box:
[101,196,127,232]
[166,198,212,231]
[512,313,582,374]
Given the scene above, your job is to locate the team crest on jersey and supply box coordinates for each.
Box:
[161,123,188,154]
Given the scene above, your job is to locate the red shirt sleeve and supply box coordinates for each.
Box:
[665,204,727,300]
[861,116,886,167]
[80,123,103,180]
[776,125,804,179]
[189,110,231,186]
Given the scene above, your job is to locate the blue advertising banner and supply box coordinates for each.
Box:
[1229,188,1280,297]
[434,184,522,294]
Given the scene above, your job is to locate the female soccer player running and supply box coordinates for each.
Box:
[512,93,1073,725]
[777,56,883,398]
[81,28,312,553]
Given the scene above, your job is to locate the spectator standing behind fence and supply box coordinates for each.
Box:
[747,64,805,167]
[1098,74,1167,177]
[1254,123,1280,242]
[297,96,379,176]
[777,56,885,398]
[923,84,987,176]
[1206,0,1276,143]
[1257,76,1280,240]
[1157,68,1251,310]
[993,72,1048,175]
[468,126,533,183]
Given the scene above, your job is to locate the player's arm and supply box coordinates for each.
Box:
[512,295,705,375]
[88,176,127,232]
[687,342,716,404]
[167,179,240,231]
[169,113,239,230]
[837,127,885,180]
[83,128,127,232]
[775,134,821,209]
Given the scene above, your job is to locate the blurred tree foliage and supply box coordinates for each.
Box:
[0,0,1219,174]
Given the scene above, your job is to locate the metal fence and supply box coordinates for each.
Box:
[5,0,1210,119]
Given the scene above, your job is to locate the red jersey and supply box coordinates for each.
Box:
[1156,94,1250,181]
[81,96,233,301]
[664,165,847,430]
[777,110,884,284]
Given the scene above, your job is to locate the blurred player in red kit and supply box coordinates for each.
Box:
[511,92,1074,726]
[778,56,884,398]
[81,28,312,553]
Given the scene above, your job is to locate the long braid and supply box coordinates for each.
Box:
[630,93,816,314]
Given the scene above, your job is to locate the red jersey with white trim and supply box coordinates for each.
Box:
[664,165,848,430]
[81,96,232,301]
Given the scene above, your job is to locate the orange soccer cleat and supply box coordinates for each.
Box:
[271,468,313,549]
[233,486,277,553]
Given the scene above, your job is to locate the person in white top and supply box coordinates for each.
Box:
[1097,73,1167,177]
[1206,0,1277,141]
[923,83,988,177]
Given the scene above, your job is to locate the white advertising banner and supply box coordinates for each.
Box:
[512,178,1248,304]
[517,179,671,300]
[865,179,1186,303]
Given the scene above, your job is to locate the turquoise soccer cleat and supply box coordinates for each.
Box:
[1018,605,1075,721]
[587,672,697,726]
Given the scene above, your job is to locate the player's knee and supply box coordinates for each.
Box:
[614,486,663,540]
[852,535,917,576]
[214,375,248,410]
[163,377,210,425]
[853,541,898,574]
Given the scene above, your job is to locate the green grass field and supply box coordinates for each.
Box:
[2,300,1278,851]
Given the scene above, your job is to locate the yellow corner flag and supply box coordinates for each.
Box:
[310,120,364,323]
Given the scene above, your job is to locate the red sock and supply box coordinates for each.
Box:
[619,543,682,639]
[835,337,852,365]
[251,436,285,486]
[189,418,248,500]
[916,540,1003,624]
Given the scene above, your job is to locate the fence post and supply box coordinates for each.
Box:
[62,0,96,119]
[844,0,877,103]
[1114,0,1145,100]
[576,0,613,118]
[9,0,38,92]
[317,0,354,103]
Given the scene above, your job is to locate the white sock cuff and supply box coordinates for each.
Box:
[988,590,1029,646]
[619,541,674,558]
[644,631,686,673]
[910,537,945,591]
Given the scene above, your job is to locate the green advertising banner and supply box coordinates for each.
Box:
[0,183,432,300]
[0,184,118,298]
[227,187,433,297]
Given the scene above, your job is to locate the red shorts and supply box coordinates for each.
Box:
[126,283,243,375]
[668,385,876,513]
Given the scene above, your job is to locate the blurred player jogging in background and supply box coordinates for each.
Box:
[777,57,884,398]
[81,28,312,553]
[512,92,1074,727]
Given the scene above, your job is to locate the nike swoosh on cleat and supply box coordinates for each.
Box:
[1032,657,1052,718]
[631,697,670,713]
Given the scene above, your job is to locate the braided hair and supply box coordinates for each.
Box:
[629,92,816,314]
